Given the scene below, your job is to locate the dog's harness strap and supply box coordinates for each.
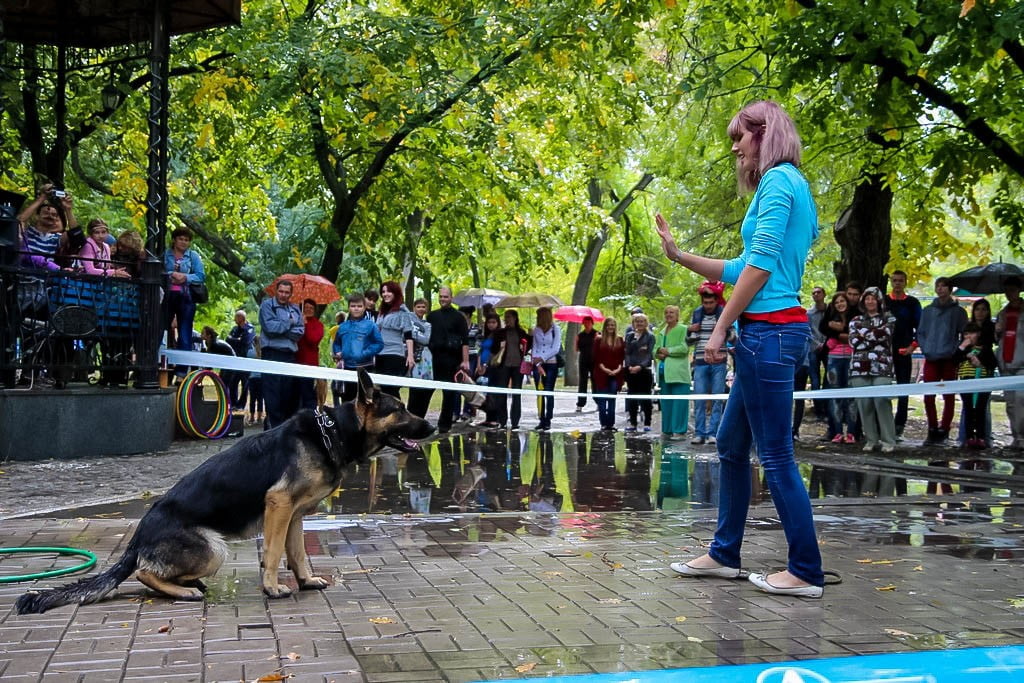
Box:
[314,407,334,452]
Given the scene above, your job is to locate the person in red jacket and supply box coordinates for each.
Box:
[296,298,325,410]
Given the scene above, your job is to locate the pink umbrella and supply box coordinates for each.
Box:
[553,305,604,323]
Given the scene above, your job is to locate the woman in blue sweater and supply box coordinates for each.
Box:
[655,100,824,598]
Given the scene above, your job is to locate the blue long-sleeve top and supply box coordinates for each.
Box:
[332,314,384,367]
[720,163,819,314]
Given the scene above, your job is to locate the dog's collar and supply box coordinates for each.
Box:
[314,406,335,452]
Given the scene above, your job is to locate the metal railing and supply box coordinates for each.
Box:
[0,254,164,389]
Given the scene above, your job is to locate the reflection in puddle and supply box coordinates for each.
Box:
[319,431,1019,518]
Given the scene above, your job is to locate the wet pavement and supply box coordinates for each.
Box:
[2,398,1024,681]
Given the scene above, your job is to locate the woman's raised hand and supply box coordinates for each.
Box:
[655,213,683,263]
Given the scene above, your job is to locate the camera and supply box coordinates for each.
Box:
[49,188,67,201]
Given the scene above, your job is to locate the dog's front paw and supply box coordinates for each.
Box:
[299,576,330,591]
[262,583,293,599]
[179,587,205,601]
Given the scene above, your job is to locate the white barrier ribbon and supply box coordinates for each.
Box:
[162,349,1024,402]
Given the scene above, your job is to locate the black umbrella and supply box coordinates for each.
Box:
[948,262,1024,295]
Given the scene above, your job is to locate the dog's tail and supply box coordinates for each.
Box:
[15,544,139,615]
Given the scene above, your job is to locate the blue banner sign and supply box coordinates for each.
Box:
[526,646,1024,683]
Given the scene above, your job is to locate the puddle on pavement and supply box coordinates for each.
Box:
[33,430,1024,558]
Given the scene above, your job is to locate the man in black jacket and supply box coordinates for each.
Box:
[426,286,469,433]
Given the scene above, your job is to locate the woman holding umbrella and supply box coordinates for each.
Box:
[655,100,824,597]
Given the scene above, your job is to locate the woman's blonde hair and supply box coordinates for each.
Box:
[728,100,802,192]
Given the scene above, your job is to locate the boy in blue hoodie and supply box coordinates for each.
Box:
[332,293,384,402]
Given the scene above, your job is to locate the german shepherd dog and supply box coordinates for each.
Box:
[17,369,433,614]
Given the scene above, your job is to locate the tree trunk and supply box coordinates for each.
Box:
[832,175,893,291]
[564,173,655,385]
[401,210,429,303]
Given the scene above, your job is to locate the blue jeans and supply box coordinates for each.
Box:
[826,355,857,436]
[708,321,823,587]
[596,378,619,428]
[534,362,558,427]
[692,361,727,438]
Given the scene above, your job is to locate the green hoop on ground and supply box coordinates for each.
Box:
[0,546,98,583]
[176,369,232,439]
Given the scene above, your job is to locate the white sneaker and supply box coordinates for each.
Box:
[880,443,896,453]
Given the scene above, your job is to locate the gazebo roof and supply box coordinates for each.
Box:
[0,0,241,48]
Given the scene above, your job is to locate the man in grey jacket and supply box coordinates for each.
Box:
[259,280,305,429]
[916,277,967,445]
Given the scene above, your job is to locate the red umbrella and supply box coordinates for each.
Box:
[553,305,605,323]
[264,273,340,305]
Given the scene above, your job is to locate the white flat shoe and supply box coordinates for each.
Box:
[748,572,823,598]
[669,561,741,578]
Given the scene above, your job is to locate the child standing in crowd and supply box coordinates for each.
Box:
[821,292,856,443]
[955,322,997,448]
[247,339,265,426]
[624,313,655,432]
[332,293,383,402]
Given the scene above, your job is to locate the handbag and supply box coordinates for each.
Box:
[519,353,534,376]
[489,343,505,368]
[411,347,433,380]
[555,348,565,368]
[454,370,487,408]
[189,281,209,304]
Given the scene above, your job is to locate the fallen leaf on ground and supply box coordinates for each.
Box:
[542,571,563,577]
[284,652,300,661]
[597,598,623,604]
[875,584,897,592]
[1008,598,1024,608]
[687,636,703,642]
[884,628,913,637]
[515,663,537,673]
[674,616,687,623]
[256,674,292,682]
[369,617,396,624]
[913,565,923,571]
[158,623,172,633]
[856,558,874,564]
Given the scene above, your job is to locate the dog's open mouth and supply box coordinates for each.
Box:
[387,435,421,453]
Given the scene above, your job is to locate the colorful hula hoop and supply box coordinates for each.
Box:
[175,369,232,439]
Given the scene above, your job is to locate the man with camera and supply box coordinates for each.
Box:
[14,183,82,387]
[17,184,81,273]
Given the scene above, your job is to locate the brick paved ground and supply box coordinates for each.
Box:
[1,497,1023,682]
[2,395,1023,681]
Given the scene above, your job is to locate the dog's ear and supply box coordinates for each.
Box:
[356,367,375,405]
